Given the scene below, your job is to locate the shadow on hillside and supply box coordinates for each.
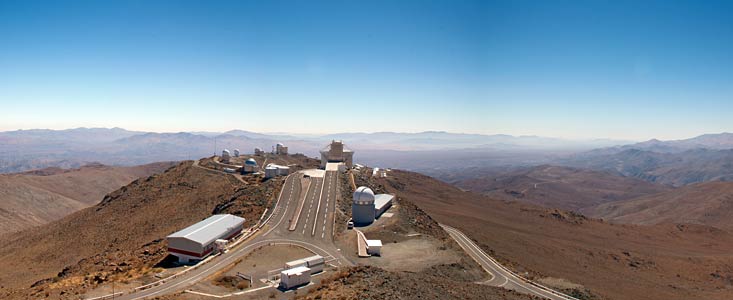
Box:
[153,254,196,268]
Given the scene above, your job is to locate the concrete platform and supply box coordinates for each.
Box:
[300,169,325,178]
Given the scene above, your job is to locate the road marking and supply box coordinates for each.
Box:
[289,179,312,231]
[263,175,295,236]
[118,170,352,300]
[312,172,328,236]
[302,178,320,235]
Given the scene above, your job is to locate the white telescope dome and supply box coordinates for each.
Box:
[353,186,375,204]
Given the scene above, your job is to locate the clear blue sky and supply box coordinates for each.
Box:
[1,0,732,140]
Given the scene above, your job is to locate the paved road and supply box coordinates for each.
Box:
[265,170,339,242]
[113,170,349,300]
[441,224,579,300]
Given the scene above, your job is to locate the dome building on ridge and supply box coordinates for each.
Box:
[221,149,231,163]
[242,158,258,174]
[352,187,376,225]
[351,186,394,226]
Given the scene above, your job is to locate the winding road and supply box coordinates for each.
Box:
[107,170,349,300]
[441,224,579,300]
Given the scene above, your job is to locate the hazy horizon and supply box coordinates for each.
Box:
[2,0,733,140]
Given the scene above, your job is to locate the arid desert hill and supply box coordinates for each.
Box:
[376,169,733,300]
[453,165,672,211]
[0,162,176,235]
[0,156,318,299]
[584,181,733,231]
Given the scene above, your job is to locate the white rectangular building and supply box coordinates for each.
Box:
[166,214,245,263]
[280,266,311,289]
[265,163,290,179]
[374,194,394,218]
[285,255,325,273]
[366,239,382,256]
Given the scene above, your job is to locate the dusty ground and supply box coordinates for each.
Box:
[0,161,176,235]
[299,265,536,300]
[336,203,469,274]
[377,169,733,300]
[311,168,525,300]
[585,181,733,231]
[189,244,315,296]
[0,155,321,300]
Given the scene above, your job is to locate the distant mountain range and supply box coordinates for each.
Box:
[450,163,733,234]
[3,128,733,186]
[584,181,733,231]
[0,127,627,173]
[558,133,733,186]
[452,165,672,211]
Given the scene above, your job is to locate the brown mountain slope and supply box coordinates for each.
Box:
[0,155,319,299]
[585,181,733,230]
[299,265,535,300]
[455,165,672,211]
[0,162,176,235]
[376,170,733,300]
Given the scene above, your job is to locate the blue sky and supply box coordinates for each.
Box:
[1,0,732,140]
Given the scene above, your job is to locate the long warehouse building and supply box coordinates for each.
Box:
[166,214,245,263]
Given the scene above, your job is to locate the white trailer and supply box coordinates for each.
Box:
[366,239,382,256]
[279,266,311,289]
[285,255,325,274]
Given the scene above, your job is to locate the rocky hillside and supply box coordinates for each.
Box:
[374,169,733,300]
[300,265,534,300]
[0,155,319,300]
[454,165,671,211]
[560,148,733,186]
[585,181,733,231]
[308,166,531,300]
[0,162,176,235]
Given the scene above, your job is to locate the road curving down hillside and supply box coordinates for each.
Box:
[106,169,350,300]
[441,224,579,300]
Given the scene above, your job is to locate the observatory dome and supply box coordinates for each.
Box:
[353,186,375,204]
[245,158,257,165]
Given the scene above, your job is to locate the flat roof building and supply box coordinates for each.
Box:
[166,214,245,263]
[366,239,382,256]
[374,194,394,218]
[280,266,311,289]
[264,163,290,179]
[285,255,325,274]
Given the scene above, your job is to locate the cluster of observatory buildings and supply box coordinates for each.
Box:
[219,143,291,179]
[165,139,394,289]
